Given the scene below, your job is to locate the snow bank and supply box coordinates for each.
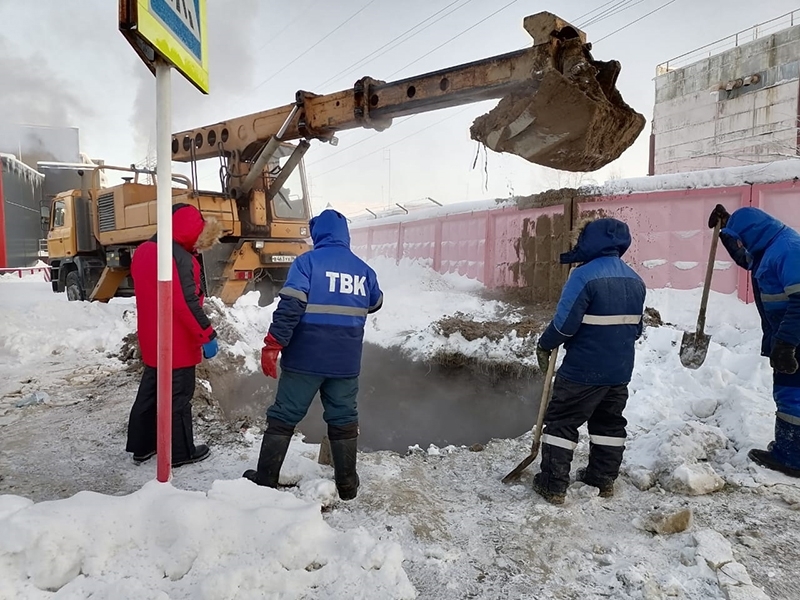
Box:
[603,159,800,195]
[0,281,134,367]
[0,479,415,599]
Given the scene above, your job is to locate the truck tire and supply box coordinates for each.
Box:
[65,270,85,302]
[255,279,277,307]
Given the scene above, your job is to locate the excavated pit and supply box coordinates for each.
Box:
[214,343,543,453]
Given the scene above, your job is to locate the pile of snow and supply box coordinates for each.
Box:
[622,288,785,493]
[602,159,800,195]
[0,280,135,405]
[0,479,415,599]
[0,281,134,367]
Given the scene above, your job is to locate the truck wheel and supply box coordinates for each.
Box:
[65,271,85,301]
[255,280,277,307]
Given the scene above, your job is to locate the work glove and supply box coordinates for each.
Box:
[770,339,799,374]
[261,333,283,379]
[202,338,218,359]
[707,204,730,229]
[536,345,551,373]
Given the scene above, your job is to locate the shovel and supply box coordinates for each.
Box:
[679,221,721,369]
[502,347,558,484]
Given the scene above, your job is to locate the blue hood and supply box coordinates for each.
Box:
[310,209,350,249]
[560,218,631,264]
[723,207,785,256]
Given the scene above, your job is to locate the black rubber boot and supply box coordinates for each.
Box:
[329,422,360,501]
[748,448,800,478]
[576,467,615,498]
[532,443,572,505]
[173,444,210,467]
[532,473,565,505]
[243,419,294,488]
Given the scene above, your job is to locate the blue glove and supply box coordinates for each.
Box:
[202,338,218,359]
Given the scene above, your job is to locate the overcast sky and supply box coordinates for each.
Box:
[1,0,798,215]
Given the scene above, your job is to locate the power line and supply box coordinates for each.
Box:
[253,0,318,54]
[581,0,634,28]
[307,0,676,177]
[583,0,653,29]
[595,0,681,43]
[386,0,523,80]
[250,0,379,93]
[314,0,477,91]
[306,116,417,167]
[312,107,475,179]
[573,0,622,24]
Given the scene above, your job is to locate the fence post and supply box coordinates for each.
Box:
[395,224,404,265]
[433,220,443,273]
[483,212,495,287]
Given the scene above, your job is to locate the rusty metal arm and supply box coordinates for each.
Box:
[170,13,584,163]
[170,12,644,173]
[172,47,541,163]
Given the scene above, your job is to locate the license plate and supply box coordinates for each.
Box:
[272,255,295,263]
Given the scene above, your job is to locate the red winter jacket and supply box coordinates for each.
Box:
[131,204,216,369]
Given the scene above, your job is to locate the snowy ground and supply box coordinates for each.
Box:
[1,262,799,599]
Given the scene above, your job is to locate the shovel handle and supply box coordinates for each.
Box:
[530,348,558,451]
[696,222,721,335]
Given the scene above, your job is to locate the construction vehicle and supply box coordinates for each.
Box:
[47,12,645,307]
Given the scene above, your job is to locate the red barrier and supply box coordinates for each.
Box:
[0,266,51,281]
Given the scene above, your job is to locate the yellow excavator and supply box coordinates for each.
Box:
[46,12,644,306]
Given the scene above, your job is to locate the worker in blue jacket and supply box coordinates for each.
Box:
[709,205,800,478]
[534,217,646,504]
[243,209,383,500]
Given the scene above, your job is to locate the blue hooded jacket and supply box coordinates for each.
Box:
[538,218,646,386]
[268,209,383,378]
[722,207,800,356]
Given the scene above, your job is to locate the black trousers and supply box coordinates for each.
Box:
[126,366,197,462]
[537,376,629,494]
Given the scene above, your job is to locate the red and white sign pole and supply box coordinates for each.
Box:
[155,59,173,483]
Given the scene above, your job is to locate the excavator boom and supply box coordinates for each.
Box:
[171,12,645,175]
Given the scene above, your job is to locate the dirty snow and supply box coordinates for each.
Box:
[1,260,799,599]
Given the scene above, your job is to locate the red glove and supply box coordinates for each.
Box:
[261,333,283,379]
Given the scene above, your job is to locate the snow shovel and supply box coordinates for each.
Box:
[679,222,721,369]
[502,347,558,484]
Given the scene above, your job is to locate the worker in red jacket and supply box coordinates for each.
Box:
[126,203,222,467]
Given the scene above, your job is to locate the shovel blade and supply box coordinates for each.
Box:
[679,331,711,369]
[501,441,541,484]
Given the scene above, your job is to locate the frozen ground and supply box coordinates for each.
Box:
[0,263,799,599]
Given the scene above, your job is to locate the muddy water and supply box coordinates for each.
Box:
[216,343,543,453]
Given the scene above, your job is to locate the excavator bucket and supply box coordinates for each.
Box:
[470,13,645,172]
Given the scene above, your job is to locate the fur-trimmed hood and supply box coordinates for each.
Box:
[171,203,223,252]
[194,217,223,252]
[560,216,631,264]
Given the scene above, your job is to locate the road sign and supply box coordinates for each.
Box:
[119,0,209,94]
[119,0,210,483]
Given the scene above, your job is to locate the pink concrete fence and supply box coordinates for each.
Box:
[350,180,800,303]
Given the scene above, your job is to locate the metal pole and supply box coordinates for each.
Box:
[155,59,173,483]
[0,158,7,268]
